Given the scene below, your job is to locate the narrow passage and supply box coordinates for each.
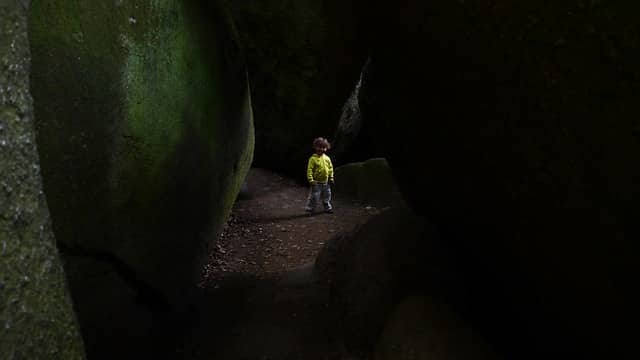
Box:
[186,168,384,359]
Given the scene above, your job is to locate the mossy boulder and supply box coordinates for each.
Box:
[28,0,253,356]
[358,1,637,358]
[0,1,84,358]
[334,158,404,206]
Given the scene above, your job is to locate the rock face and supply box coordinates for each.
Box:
[331,67,363,161]
[229,0,367,175]
[28,0,253,356]
[333,158,404,206]
[0,1,84,358]
[357,1,638,358]
[315,207,452,356]
[332,59,385,164]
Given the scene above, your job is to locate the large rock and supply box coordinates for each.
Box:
[333,158,404,206]
[358,1,637,358]
[28,0,253,356]
[315,207,455,356]
[0,1,84,358]
[229,0,368,175]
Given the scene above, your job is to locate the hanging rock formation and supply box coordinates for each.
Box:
[332,59,385,164]
[357,1,637,358]
[28,0,253,356]
[0,1,84,358]
[331,67,363,161]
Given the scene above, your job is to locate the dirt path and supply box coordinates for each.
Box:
[186,168,383,360]
[201,168,382,281]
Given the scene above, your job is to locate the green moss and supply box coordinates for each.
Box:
[122,1,221,193]
[116,0,223,204]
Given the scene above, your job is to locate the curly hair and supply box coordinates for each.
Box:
[312,137,331,150]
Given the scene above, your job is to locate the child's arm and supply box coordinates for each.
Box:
[328,158,334,183]
[307,157,315,184]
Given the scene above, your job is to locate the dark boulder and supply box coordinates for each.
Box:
[333,158,404,206]
[358,1,638,358]
[315,207,454,356]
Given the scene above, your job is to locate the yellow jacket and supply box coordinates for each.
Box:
[307,154,334,183]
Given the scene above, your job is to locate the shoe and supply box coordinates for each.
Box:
[325,209,334,214]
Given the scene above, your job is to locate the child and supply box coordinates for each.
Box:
[305,137,334,214]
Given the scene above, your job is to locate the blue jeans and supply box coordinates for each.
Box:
[305,182,332,212]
